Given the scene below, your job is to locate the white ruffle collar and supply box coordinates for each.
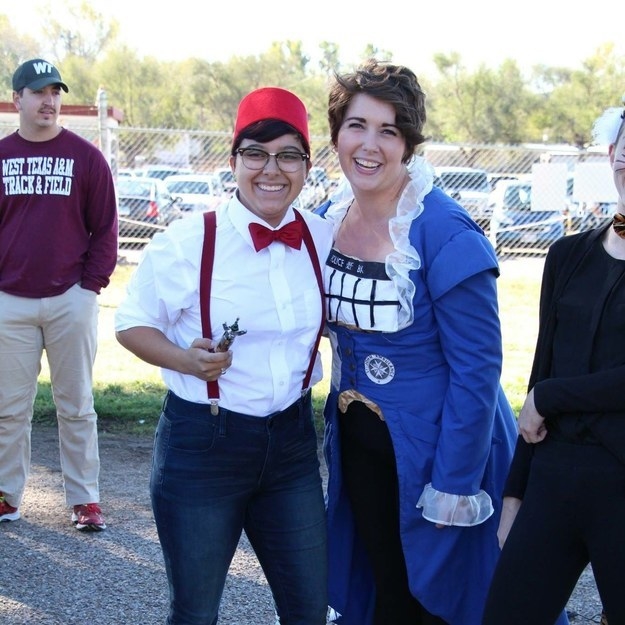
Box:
[324,156,434,329]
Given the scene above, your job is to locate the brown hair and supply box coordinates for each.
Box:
[327,59,427,163]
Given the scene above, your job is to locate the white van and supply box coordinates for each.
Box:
[434,166,492,227]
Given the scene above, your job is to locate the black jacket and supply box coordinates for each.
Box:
[505,223,625,497]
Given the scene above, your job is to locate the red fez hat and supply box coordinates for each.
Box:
[233,87,310,154]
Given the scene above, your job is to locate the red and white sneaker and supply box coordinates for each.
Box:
[72,503,106,531]
[0,491,20,522]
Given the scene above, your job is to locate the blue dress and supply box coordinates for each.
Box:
[320,160,521,625]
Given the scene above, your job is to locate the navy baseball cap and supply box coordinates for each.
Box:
[12,58,69,93]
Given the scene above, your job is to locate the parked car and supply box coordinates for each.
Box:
[294,181,327,211]
[135,165,194,180]
[487,173,519,187]
[164,173,227,215]
[435,166,492,227]
[116,177,182,239]
[561,174,586,231]
[214,168,237,197]
[488,179,565,255]
[577,201,614,231]
[308,166,332,201]
[562,174,613,232]
[117,168,137,178]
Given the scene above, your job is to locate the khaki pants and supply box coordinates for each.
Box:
[0,284,100,508]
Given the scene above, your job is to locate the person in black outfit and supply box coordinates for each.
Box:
[482,102,625,625]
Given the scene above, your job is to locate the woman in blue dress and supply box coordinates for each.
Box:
[319,59,566,625]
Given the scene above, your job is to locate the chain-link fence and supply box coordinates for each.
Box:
[1,121,617,259]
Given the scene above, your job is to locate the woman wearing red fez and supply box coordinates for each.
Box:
[115,87,332,625]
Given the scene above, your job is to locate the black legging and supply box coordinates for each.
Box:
[339,401,448,625]
[483,438,625,625]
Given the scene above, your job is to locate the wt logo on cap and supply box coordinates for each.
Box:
[31,61,55,75]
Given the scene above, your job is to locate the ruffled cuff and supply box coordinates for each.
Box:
[416,482,494,527]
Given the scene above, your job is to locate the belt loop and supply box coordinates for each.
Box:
[218,409,227,437]
[161,390,171,412]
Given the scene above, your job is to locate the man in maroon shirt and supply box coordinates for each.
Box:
[0,59,118,530]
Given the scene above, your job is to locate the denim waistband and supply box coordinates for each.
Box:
[162,390,311,426]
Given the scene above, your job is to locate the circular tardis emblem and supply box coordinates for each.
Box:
[364,354,395,385]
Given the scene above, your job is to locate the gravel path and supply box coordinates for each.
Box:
[0,424,605,625]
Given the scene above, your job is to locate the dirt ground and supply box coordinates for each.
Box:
[0,423,604,625]
[0,424,279,625]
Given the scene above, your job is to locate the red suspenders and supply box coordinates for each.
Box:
[199,210,325,413]
[199,211,219,412]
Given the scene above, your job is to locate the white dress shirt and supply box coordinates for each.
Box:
[115,195,333,415]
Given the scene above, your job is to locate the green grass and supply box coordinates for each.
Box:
[33,258,543,435]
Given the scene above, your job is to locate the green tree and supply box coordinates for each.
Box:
[40,0,119,62]
[533,43,625,148]
[429,53,541,145]
[98,50,175,128]
[0,14,41,99]
[318,42,341,77]
[58,55,102,105]
[182,44,324,133]
[360,44,394,64]
[2,3,625,154]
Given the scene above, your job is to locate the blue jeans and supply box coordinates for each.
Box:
[150,391,328,625]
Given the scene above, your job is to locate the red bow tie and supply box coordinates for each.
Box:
[249,221,303,252]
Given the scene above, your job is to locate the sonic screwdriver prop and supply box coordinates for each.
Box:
[214,318,247,352]
[209,318,246,415]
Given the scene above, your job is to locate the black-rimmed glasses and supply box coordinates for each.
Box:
[236,148,309,173]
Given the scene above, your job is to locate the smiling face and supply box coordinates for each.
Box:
[13,85,62,140]
[335,93,408,197]
[229,134,310,227]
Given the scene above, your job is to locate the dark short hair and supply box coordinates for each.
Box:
[231,119,310,156]
[327,59,427,164]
